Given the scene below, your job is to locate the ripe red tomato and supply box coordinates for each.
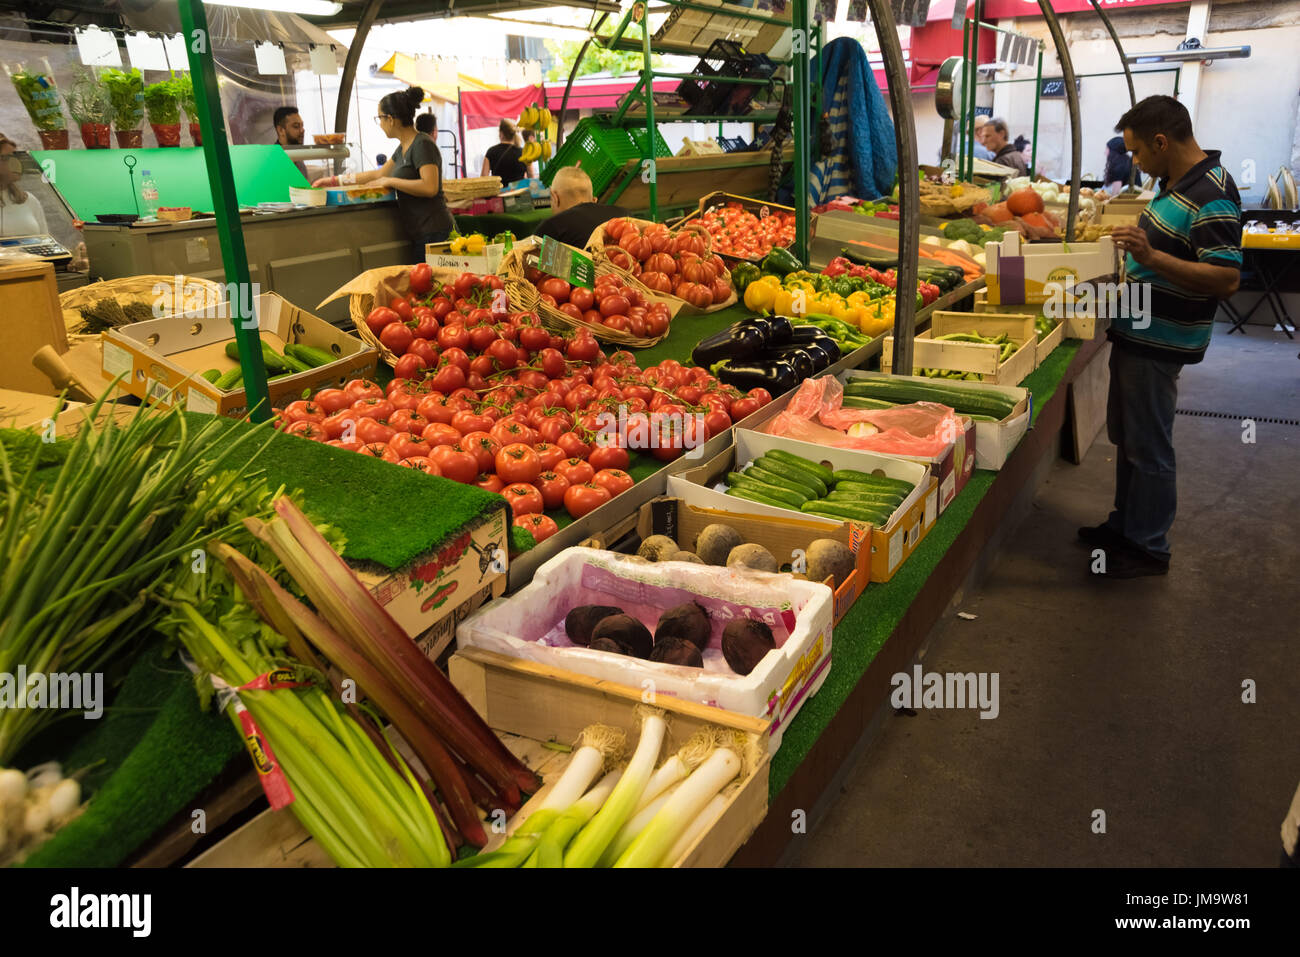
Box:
[556,431,593,460]
[729,396,761,420]
[486,339,519,370]
[592,468,634,497]
[495,443,541,484]
[588,444,630,471]
[430,362,467,394]
[325,439,366,453]
[598,294,630,318]
[702,409,731,439]
[321,410,361,441]
[476,474,505,493]
[388,410,430,435]
[450,409,491,435]
[344,379,384,403]
[569,287,595,312]
[748,387,773,406]
[440,347,471,373]
[519,324,550,352]
[513,513,559,544]
[388,433,432,460]
[399,456,441,476]
[533,442,565,472]
[283,400,325,424]
[313,388,352,414]
[539,277,571,302]
[502,483,544,517]
[285,420,326,441]
[563,481,611,518]
[417,394,458,424]
[458,430,500,471]
[389,297,414,322]
[437,323,470,351]
[411,312,439,340]
[535,470,570,509]
[358,442,389,458]
[352,397,394,421]
[355,418,396,446]
[365,306,400,336]
[422,422,462,448]
[428,444,478,483]
[555,457,595,486]
[409,262,433,295]
[380,322,415,355]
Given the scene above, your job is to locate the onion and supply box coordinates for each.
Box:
[23,801,50,836]
[48,778,81,823]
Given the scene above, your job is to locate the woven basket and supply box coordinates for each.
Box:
[499,243,677,349]
[586,217,737,315]
[59,274,224,344]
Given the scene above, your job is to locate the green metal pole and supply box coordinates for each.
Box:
[967,2,982,183]
[959,16,970,178]
[178,0,269,422]
[1030,44,1042,178]
[638,3,657,221]
[792,0,810,265]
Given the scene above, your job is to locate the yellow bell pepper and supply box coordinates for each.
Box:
[466,235,486,253]
[771,289,795,316]
[744,281,776,311]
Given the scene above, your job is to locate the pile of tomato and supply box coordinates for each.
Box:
[526,267,672,339]
[697,202,796,260]
[271,267,773,543]
[598,218,732,310]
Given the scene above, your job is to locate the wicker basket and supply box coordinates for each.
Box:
[59,274,224,344]
[499,243,678,349]
[586,217,738,315]
[670,191,797,266]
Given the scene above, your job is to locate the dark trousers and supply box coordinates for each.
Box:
[412,231,450,264]
[1104,344,1182,561]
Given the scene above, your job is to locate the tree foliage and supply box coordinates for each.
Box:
[544,39,662,82]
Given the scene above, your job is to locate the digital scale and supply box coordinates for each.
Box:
[0,234,73,267]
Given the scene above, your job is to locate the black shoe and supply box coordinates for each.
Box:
[1077,523,1125,548]
[1092,543,1170,579]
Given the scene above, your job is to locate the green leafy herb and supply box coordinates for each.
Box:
[143,78,181,125]
[174,73,196,121]
[64,71,111,125]
[100,68,144,130]
[10,70,66,131]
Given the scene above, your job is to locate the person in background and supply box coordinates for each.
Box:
[983,118,1028,175]
[482,120,527,183]
[273,106,308,179]
[971,115,994,161]
[312,86,453,261]
[1104,135,1133,195]
[0,133,48,238]
[376,153,387,166]
[415,112,436,136]
[533,166,629,248]
[1079,95,1241,578]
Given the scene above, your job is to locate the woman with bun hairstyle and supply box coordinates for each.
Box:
[313,86,452,259]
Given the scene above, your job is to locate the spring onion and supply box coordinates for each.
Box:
[563,707,666,868]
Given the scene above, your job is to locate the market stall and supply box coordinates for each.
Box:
[0,0,1134,872]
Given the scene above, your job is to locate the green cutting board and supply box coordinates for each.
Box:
[32,144,309,222]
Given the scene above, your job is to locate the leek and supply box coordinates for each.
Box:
[563,708,666,868]
[507,724,624,838]
[598,782,682,867]
[528,768,623,868]
[664,792,729,866]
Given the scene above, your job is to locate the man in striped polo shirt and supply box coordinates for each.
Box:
[1080,96,1242,578]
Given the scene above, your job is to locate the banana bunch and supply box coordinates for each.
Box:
[449,233,487,254]
[520,139,551,163]
[517,103,553,131]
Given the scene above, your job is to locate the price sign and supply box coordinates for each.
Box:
[538,237,594,288]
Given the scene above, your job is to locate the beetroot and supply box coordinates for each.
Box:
[591,614,653,659]
[649,637,704,668]
[655,601,711,651]
[565,605,623,646]
[721,618,775,676]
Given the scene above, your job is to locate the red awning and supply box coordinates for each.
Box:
[541,78,682,112]
[460,86,543,130]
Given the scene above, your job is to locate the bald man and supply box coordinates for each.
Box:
[534,166,630,248]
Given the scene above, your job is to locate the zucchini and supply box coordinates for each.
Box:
[764,449,834,486]
[746,465,819,500]
[725,473,809,508]
[841,378,1016,419]
[830,470,914,493]
[799,500,892,524]
[753,456,828,497]
[213,368,243,391]
[286,343,337,367]
[726,486,796,510]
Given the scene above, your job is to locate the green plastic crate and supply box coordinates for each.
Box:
[544,118,671,197]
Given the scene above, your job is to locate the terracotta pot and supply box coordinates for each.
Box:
[79,122,111,149]
[189,122,202,146]
[151,122,181,147]
[37,129,69,150]
[115,129,143,148]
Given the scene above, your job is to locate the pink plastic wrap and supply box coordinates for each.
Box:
[760,381,963,457]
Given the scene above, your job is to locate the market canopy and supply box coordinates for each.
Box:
[375,52,504,102]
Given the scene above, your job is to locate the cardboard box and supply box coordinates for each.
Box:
[359,505,509,642]
[985,232,1117,304]
[842,370,1031,472]
[668,430,937,583]
[424,241,509,274]
[457,546,833,752]
[637,495,866,625]
[1,261,66,396]
[885,311,1037,386]
[99,292,378,417]
[974,286,1108,340]
[289,185,394,206]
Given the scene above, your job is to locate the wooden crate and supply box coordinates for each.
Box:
[189,647,770,869]
[884,311,1037,386]
[1036,317,1065,364]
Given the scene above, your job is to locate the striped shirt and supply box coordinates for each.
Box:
[1111,150,1242,365]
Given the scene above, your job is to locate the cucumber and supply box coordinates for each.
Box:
[213,368,243,391]
[199,368,222,384]
[224,338,291,374]
[829,469,914,492]
[824,490,903,509]
[800,500,892,524]
[841,395,897,410]
[279,351,313,374]
[726,473,809,508]
[753,456,828,497]
[830,481,907,503]
[764,448,834,486]
[726,486,796,510]
[746,465,818,500]
[841,377,1016,420]
[286,343,337,367]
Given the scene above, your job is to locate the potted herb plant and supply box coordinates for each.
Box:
[65,71,112,149]
[8,63,69,149]
[144,78,181,147]
[101,67,144,148]
[175,73,201,145]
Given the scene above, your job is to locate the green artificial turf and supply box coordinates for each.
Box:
[19,646,242,868]
[766,340,1081,797]
[196,414,505,570]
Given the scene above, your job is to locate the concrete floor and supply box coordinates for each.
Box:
[789,324,1300,867]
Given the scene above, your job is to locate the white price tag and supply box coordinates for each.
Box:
[309,44,338,76]
[254,42,288,76]
[125,32,170,72]
[75,26,122,67]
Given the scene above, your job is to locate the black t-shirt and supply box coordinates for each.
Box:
[534,202,631,249]
[390,132,453,241]
[486,143,527,183]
